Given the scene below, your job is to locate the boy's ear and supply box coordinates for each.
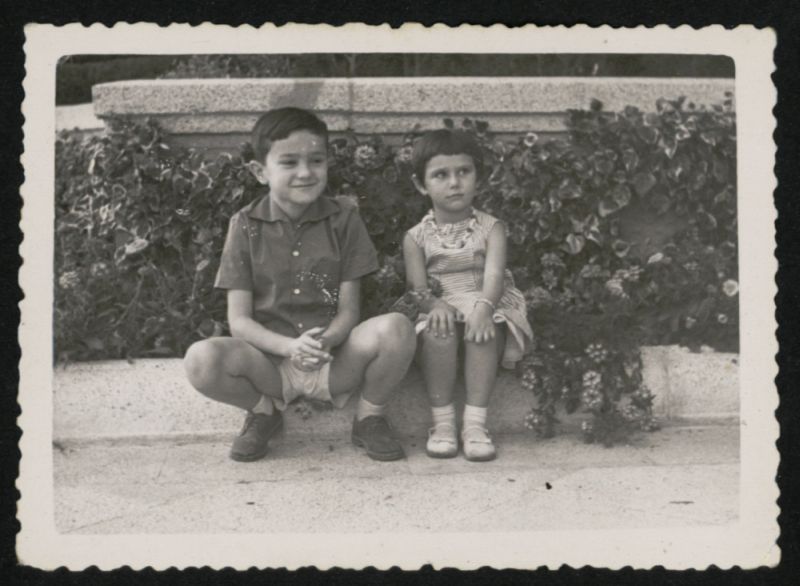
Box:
[246,160,269,185]
[411,174,427,195]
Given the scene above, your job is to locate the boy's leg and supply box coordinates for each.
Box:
[184,337,284,462]
[184,337,284,410]
[328,312,416,405]
[328,313,416,461]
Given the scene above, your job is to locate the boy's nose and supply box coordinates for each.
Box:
[296,161,312,177]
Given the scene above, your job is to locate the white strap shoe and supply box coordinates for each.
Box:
[426,422,458,458]
[461,425,497,462]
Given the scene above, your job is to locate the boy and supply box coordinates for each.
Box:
[184,107,416,462]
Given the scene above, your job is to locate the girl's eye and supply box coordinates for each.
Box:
[432,170,447,180]
[279,160,297,167]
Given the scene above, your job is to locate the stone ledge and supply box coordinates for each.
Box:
[53,346,738,443]
[90,77,734,142]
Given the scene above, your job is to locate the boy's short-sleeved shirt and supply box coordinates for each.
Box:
[215,194,379,338]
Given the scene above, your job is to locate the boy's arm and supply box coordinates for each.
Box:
[227,289,328,361]
[318,279,360,350]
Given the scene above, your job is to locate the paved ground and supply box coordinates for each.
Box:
[54,424,738,534]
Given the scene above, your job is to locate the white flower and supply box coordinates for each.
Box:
[647,252,664,265]
[523,132,539,147]
[722,279,739,297]
[58,270,80,290]
[124,237,149,256]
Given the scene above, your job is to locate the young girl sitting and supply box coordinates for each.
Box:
[403,129,533,461]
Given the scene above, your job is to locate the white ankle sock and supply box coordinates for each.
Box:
[431,403,456,427]
[252,395,274,415]
[356,397,386,421]
[463,404,488,430]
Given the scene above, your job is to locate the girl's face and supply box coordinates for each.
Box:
[251,129,328,216]
[416,154,478,219]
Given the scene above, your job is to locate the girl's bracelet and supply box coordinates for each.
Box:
[474,297,496,312]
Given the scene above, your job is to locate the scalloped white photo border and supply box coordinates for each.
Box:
[18,23,779,570]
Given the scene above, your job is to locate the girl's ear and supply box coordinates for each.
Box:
[246,160,269,185]
[411,173,427,195]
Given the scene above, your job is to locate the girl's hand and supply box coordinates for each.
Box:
[464,303,496,344]
[426,300,463,338]
[287,327,332,370]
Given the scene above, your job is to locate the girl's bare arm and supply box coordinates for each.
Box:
[480,222,508,306]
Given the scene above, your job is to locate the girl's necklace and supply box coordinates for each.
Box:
[426,209,478,249]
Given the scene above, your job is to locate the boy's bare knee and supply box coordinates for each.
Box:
[376,313,415,349]
[184,339,225,390]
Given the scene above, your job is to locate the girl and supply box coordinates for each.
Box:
[403,129,533,461]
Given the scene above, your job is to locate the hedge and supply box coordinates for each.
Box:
[54,95,737,443]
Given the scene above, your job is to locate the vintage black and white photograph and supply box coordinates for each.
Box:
[18,23,778,570]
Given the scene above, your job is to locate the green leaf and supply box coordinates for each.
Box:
[598,198,620,218]
[631,172,656,196]
[564,234,586,255]
[611,184,632,209]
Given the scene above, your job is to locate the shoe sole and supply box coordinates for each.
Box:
[351,434,405,461]
[426,447,458,459]
[464,451,497,462]
[229,418,284,463]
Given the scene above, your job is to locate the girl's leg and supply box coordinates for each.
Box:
[464,325,506,407]
[184,337,284,411]
[418,328,460,457]
[418,328,460,407]
[462,325,506,462]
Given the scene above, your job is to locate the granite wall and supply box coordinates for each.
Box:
[91,77,735,153]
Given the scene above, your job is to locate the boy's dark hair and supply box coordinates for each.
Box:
[411,129,484,181]
[251,107,329,163]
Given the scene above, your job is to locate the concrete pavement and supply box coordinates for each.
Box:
[54,424,739,534]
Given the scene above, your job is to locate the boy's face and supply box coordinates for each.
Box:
[250,129,328,214]
[414,153,478,216]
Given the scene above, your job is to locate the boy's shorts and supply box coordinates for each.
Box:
[273,357,351,410]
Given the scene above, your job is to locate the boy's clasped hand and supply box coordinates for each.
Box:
[287,327,332,371]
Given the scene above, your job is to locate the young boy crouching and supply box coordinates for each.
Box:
[184,107,416,462]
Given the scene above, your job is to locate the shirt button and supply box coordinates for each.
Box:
[293,288,301,295]
[297,323,304,329]
[292,250,300,257]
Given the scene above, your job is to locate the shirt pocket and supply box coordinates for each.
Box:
[298,256,341,313]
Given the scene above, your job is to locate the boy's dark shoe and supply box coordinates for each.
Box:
[351,416,405,461]
[230,411,284,462]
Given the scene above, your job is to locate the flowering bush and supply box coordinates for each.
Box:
[55,95,737,444]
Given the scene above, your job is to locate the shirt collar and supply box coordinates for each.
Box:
[248,193,340,224]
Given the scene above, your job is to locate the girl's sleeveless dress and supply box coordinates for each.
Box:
[407,208,533,369]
